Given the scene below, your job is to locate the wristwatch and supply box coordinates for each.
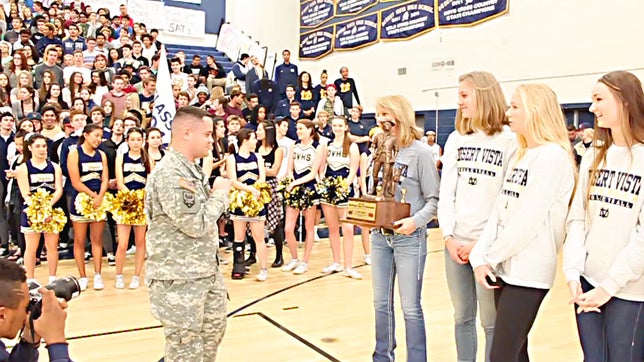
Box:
[443,234,454,242]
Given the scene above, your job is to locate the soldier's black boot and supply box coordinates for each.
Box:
[271,225,284,268]
[231,241,246,279]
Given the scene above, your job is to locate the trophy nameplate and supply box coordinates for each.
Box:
[342,188,411,229]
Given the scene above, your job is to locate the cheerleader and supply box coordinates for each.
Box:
[68,123,109,291]
[114,127,152,289]
[470,84,576,361]
[564,71,644,361]
[256,121,285,267]
[145,127,165,165]
[438,71,517,362]
[227,128,269,281]
[282,119,324,275]
[319,116,361,278]
[15,133,64,284]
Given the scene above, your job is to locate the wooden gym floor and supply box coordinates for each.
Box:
[22,228,582,361]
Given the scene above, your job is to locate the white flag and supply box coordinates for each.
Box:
[151,47,176,145]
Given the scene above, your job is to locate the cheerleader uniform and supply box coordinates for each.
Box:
[231,152,266,222]
[120,152,147,226]
[321,142,354,207]
[21,160,56,233]
[292,140,319,206]
[70,147,104,222]
[260,145,282,232]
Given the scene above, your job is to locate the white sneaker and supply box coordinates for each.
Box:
[344,268,362,280]
[281,259,299,272]
[314,228,320,242]
[129,276,140,289]
[79,277,88,291]
[115,275,125,289]
[107,253,116,266]
[293,262,309,275]
[48,276,57,284]
[94,274,104,290]
[322,262,343,274]
[364,255,372,265]
[126,246,136,255]
[256,269,268,282]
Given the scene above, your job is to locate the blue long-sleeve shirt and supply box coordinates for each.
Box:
[334,78,360,108]
[232,61,247,81]
[274,63,298,98]
[0,339,72,362]
[59,133,81,194]
[251,79,279,113]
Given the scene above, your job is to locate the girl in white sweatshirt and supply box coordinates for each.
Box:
[469,84,576,361]
[563,71,644,361]
[438,71,517,362]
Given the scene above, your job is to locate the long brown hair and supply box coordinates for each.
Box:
[331,116,351,156]
[297,119,319,142]
[126,127,151,174]
[455,71,507,136]
[587,71,644,202]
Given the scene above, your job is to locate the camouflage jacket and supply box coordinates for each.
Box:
[145,149,229,280]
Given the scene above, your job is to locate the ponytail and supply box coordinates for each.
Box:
[78,124,103,146]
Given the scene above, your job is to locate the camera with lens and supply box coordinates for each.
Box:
[27,276,81,320]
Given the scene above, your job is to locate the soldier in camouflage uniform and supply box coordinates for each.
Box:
[145,106,232,362]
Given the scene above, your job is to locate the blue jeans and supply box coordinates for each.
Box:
[576,277,644,362]
[444,251,496,362]
[371,228,427,362]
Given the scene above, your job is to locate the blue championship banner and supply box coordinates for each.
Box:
[336,0,379,16]
[301,0,335,28]
[380,0,435,40]
[299,26,334,59]
[437,0,509,27]
[334,12,380,51]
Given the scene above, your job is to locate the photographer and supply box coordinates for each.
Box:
[0,259,72,362]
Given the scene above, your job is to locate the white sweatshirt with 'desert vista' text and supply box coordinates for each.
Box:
[438,130,518,243]
[564,145,644,301]
[470,143,576,289]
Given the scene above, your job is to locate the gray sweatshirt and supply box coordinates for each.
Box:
[564,145,644,301]
[393,140,440,230]
[470,143,575,289]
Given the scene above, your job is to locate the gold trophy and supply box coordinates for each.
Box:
[342,121,410,229]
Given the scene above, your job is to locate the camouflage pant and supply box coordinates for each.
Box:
[148,272,227,362]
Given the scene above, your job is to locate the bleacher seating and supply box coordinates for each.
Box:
[165,43,234,73]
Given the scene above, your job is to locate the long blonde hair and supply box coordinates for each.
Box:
[456,71,507,136]
[375,95,422,147]
[514,84,575,164]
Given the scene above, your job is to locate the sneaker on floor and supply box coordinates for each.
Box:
[94,274,104,290]
[321,262,343,274]
[313,229,320,242]
[267,238,274,248]
[126,246,136,255]
[256,269,268,282]
[84,252,91,264]
[79,277,88,291]
[48,276,57,284]
[224,243,233,253]
[115,275,125,289]
[58,242,68,250]
[293,262,309,275]
[344,268,362,280]
[281,259,299,272]
[129,276,140,289]
[107,253,116,266]
[364,255,372,265]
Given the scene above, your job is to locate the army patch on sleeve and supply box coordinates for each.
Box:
[182,191,196,208]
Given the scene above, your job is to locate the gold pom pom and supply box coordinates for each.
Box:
[228,182,272,217]
[74,192,114,221]
[25,189,67,234]
[110,190,146,225]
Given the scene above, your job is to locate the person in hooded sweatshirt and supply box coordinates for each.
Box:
[469,83,576,362]
[564,71,644,362]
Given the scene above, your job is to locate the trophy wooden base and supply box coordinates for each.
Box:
[341,196,411,229]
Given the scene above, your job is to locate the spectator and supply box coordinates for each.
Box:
[245,55,267,96]
[34,45,64,89]
[274,49,298,99]
[35,23,62,57]
[573,123,594,165]
[231,53,250,93]
[101,75,128,119]
[334,66,360,115]
[12,29,34,51]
